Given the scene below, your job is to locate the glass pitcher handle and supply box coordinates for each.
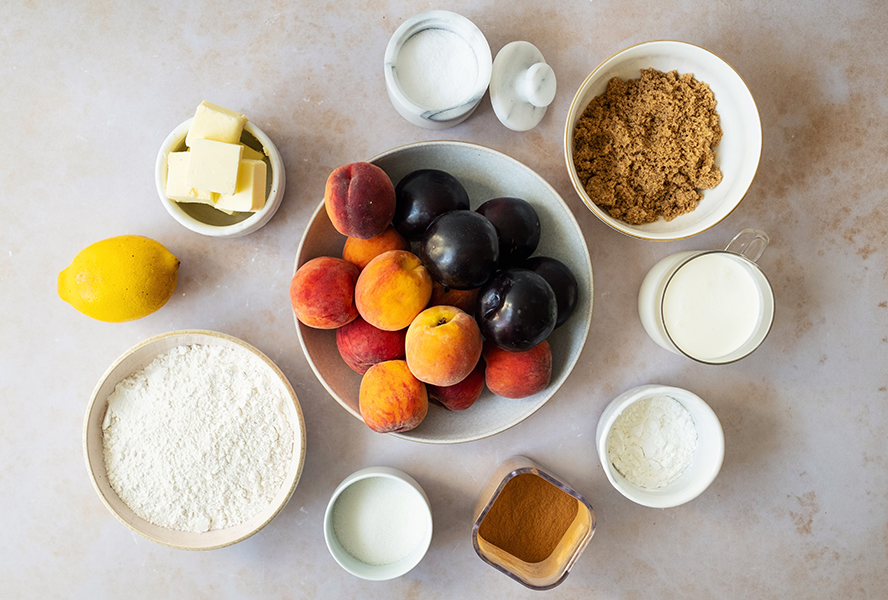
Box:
[725,229,769,263]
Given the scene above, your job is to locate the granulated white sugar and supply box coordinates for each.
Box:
[396,28,479,110]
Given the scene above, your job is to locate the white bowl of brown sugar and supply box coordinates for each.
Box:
[564,40,761,241]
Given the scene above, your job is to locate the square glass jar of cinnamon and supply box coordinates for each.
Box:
[471,456,596,590]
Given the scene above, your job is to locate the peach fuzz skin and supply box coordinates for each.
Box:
[483,340,552,399]
[324,162,396,240]
[355,249,432,331]
[405,305,483,387]
[428,358,485,411]
[427,281,479,315]
[359,360,428,433]
[342,225,410,270]
[336,316,407,375]
[290,256,359,329]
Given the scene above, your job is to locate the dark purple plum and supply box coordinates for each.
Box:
[421,210,499,290]
[522,256,578,328]
[475,268,557,351]
[475,197,541,267]
[393,169,470,240]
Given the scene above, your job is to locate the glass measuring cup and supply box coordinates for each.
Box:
[637,229,775,364]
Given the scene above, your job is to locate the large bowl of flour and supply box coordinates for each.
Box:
[83,330,307,550]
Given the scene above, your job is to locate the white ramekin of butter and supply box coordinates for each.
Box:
[155,101,286,237]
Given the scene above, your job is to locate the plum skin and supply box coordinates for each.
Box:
[521,256,578,328]
[475,268,557,351]
[393,169,470,241]
[475,197,541,267]
[421,210,500,290]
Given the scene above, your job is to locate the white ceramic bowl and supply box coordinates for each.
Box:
[564,40,762,241]
[324,467,433,581]
[83,330,306,550]
[595,384,724,508]
[155,118,286,237]
[294,140,593,444]
[384,10,492,129]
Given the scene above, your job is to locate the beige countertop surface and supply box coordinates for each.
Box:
[2,1,886,598]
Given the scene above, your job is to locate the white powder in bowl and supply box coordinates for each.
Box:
[606,395,697,489]
[332,477,428,566]
[396,28,479,110]
[102,344,295,533]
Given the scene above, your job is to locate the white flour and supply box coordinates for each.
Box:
[102,344,294,533]
[607,395,697,488]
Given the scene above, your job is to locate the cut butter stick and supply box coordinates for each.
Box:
[216,159,267,213]
[187,139,243,195]
[241,144,266,161]
[165,152,218,205]
[186,101,247,146]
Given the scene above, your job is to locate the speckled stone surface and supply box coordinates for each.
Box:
[1,1,886,598]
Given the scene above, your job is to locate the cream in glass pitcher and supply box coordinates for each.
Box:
[638,229,775,364]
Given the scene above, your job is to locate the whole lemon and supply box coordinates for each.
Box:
[58,235,180,322]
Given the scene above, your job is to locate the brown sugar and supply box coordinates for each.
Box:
[573,68,723,225]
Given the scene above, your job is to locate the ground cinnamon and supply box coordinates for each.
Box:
[573,68,723,225]
[478,473,579,563]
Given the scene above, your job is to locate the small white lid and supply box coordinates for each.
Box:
[490,41,556,131]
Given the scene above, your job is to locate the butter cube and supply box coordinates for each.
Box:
[241,144,266,161]
[187,139,243,195]
[186,101,247,146]
[216,159,267,213]
[165,152,218,205]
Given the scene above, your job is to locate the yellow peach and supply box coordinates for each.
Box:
[355,250,432,331]
[359,360,428,433]
[405,305,483,387]
[342,225,410,270]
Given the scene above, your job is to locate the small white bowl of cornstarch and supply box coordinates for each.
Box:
[595,384,724,508]
[83,330,306,550]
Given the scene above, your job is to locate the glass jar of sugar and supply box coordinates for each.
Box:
[383,10,492,129]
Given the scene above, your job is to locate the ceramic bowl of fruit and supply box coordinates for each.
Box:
[292,140,593,444]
